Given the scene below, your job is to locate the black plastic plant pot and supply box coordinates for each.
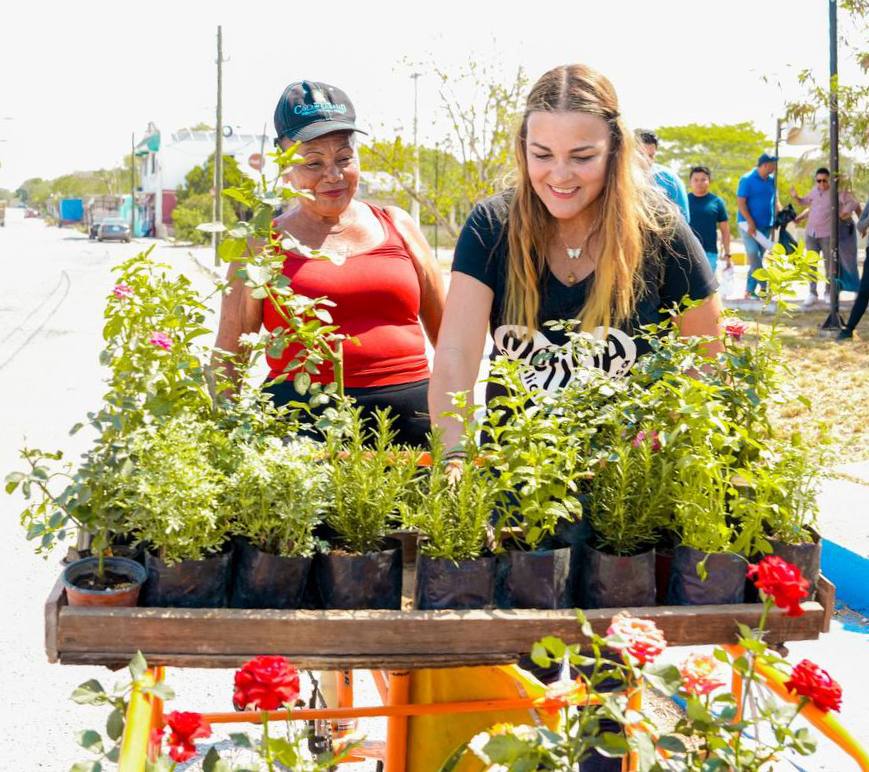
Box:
[770,536,821,598]
[667,546,746,605]
[495,543,572,609]
[415,554,495,610]
[314,537,403,610]
[555,515,592,602]
[580,543,656,609]
[230,538,313,609]
[141,547,233,608]
[655,548,674,605]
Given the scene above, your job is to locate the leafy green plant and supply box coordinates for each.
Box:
[224,437,326,557]
[322,405,417,555]
[128,412,233,564]
[483,358,583,551]
[7,438,138,580]
[402,427,504,561]
[212,143,352,401]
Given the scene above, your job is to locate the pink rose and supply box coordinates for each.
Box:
[606,612,667,666]
[679,653,726,696]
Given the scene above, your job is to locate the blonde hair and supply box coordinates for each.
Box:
[505,64,677,334]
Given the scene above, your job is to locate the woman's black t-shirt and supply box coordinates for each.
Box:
[452,192,717,401]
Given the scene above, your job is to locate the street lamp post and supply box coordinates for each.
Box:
[410,72,421,226]
[820,0,844,332]
[130,132,136,237]
[214,25,225,266]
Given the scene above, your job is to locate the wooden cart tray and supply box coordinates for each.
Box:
[45,575,835,670]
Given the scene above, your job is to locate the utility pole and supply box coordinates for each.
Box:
[773,119,782,207]
[410,72,422,226]
[820,0,843,333]
[130,132,136,237]
[214,25,225,266]
[433,141,439,258]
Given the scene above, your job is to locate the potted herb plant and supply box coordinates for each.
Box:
[313,406,415,609]
[734,434,825,597]
[129,411,235,608]
[403,429,505,610]
[223,436,326,608]
[483,361,582,609]
[7,441,146,607]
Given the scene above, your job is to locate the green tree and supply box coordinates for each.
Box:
[784,0,868,168]
[16,177,52,207]
[363,57,526,240]
[654,122,771,228]
[172,153,246,244]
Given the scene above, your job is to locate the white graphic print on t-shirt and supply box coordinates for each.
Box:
[492,325,638,393]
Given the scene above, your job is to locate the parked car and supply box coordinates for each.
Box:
[24,207,40,218]
[97,218,132,243]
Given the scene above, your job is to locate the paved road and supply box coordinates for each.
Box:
[0,208,865,770]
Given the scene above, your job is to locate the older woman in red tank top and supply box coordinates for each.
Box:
[215,81,445,446]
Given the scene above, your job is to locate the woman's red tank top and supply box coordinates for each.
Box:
[262,203,429,388]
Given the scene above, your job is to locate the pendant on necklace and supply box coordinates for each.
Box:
[566,272,577,285]
[566,247,583,260]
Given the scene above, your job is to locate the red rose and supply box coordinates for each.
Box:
[746,556,809,617]
[233,655,300,711]
[725,321,748,341]
[606,612,667,666]
[785,659,842,713]
[164,711,211,763]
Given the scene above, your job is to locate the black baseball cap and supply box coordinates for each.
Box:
[273,81,367,145]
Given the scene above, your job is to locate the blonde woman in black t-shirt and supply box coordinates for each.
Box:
[429,63,723,452]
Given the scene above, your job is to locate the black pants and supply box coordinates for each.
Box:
[844,246,869,333]
[263,378,431,448]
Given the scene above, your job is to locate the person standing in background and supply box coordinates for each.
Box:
[636,129,690,222]
[737,153,778,298]
[687,165,731,276]
[838,193,869,340]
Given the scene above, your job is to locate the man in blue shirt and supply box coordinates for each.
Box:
[687,165,731,275]
[737,153,779,297]
[636,129,690,222]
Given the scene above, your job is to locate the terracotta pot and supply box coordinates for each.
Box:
[62,556,147,607]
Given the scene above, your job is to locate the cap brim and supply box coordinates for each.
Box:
[290,122,368,143]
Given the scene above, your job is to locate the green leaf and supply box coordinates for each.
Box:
[70,762,101,772]
[643,663,682,696]
[293,371,312,395]
[264,737,300,767]
[229,732,253,748]
[686,698,714,725]
[657,735,687,753]
[77,730,104,754]
[106,708,124,742]
[218,236,246,262]
[202,746,230,772]
[595,732,629,757]
[530,642,550,668]
[71,680,107,705]
[128,651,147,682]
[538,635,567,659]
[142,682,176,701]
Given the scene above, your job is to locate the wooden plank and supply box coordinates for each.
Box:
[44,576,65,664]
[816,574,836,633]
[53,601,826,668]
[57,652,521,670]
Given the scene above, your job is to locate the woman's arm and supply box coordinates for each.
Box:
[428,272,494,451]
[385,206,447,346]
[677,293,724,357]
[212,261,264,389]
